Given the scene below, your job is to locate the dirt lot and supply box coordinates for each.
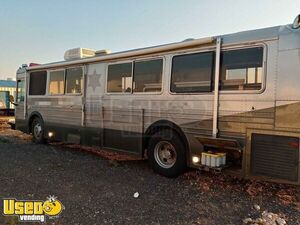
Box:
[0,117,299,225]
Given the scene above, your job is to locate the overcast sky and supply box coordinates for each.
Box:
[0,0,299,79]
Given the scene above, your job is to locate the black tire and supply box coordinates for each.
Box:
[147,129,187,178]
[31,117,46,144]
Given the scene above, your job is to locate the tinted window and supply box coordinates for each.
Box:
[133,59,163,93]
[220,47,263,90]
[171,52,214,93]
[65,67,83,94]
[49,70,65,95]
[107,63,132,93]
[29,71,47,95]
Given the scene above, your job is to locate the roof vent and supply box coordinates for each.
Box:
[292,14,300,29]
[182,38,195,42]
[64,48,96,61]
[95,49,111,56]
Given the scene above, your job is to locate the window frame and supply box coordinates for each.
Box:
[169,50,215,95]
[169,43,266,95]
[218,44,267,94]
[105,60,133,95]
[28,70,48,97]
[16,79,25,103]
[132,57,164,95]
[105,56,165,95]
[47,69,66,96]
[64,66,84,96]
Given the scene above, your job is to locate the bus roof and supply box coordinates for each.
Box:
[24,24,287,72]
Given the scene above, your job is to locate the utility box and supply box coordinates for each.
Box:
[245,129,300,185]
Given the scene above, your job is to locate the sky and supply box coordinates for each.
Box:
[0,0,299,79]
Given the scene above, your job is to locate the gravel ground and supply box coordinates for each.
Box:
[0,117,299,225]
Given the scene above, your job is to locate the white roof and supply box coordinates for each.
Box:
[25,24,293,72]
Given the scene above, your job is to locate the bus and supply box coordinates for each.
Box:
[13,15,300,185]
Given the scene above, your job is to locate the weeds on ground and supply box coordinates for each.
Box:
[183,171,300,211]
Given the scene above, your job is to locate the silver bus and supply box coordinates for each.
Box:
[13,15,300,184]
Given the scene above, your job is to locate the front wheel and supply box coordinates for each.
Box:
[31,117,46,144]
[148,129,187,178]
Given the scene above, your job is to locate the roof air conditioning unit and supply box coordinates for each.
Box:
[64,48,96,61]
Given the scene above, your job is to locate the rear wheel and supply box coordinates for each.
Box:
[31,117,45,144]
[148,129,187,177]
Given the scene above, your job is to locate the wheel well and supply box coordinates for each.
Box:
[143,120,189,156]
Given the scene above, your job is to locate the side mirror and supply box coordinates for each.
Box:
[9,95,18,106]
[9,95,14,103]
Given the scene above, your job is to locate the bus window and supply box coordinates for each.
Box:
[17,80,25,103]
[220,47,263,91]
[133,59,163,93]
[65,67,83,94]
[29,71,47,95]
[107,62,132,93]
[49,70,65,95]
[171,52,214,93]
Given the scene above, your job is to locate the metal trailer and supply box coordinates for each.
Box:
[13,15,300,184]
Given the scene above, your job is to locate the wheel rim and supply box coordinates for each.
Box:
[33,122,42,139]
[154,141,177,169]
